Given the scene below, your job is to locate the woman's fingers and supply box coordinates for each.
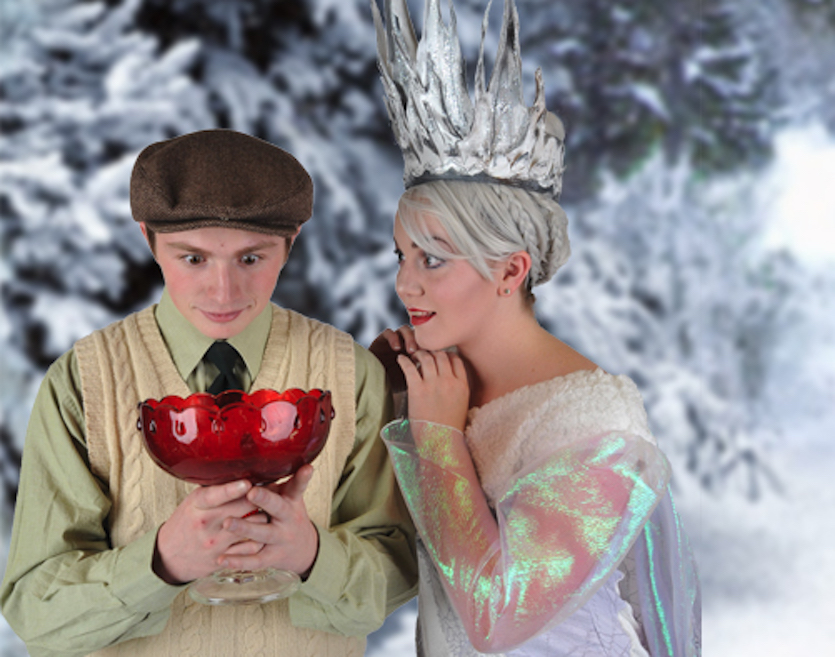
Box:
[412,350,440,377]
[397,353,422,388]
[398,349,470,384]
[433,351,459,379]
[399,326,419,354]
[371,325,419,357]
[449,351,468,380]
[382,328,403,352]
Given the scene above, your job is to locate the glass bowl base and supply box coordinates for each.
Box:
[189,568,301,605]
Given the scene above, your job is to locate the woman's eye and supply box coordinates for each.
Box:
[394,248,404,263]
[424,253,444,269]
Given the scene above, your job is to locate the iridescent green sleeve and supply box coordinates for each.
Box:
[381,419,671,653]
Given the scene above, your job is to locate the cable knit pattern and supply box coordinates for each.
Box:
[75,303,363,657]
[242,605,267,657]
[177,596,205,657]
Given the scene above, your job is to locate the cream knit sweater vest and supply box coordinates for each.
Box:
[75,304,364,657]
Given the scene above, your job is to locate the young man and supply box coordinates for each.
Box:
[0,130,417,656]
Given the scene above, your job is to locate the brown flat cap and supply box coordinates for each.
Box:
[131,129,313,236]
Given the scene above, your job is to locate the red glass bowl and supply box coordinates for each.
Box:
[137,389,334,486]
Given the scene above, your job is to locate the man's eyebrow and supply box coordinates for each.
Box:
[232,240,281,256]
[165,241,205,253]
[165,239,281,255]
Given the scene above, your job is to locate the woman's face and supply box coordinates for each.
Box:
[394,212,501,352]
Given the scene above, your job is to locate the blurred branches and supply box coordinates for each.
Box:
[2,0,834,510]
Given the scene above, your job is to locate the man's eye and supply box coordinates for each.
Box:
[183,255,204,265]
[241,254,260,265]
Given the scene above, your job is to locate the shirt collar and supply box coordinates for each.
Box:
[155,289,272,382]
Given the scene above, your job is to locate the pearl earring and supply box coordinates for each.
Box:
[503,288,511,295]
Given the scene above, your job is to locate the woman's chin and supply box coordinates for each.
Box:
[412,328,452,353]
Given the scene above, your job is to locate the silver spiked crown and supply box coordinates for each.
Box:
[372,0,565,199]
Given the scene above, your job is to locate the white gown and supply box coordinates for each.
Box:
[382,369,700,656]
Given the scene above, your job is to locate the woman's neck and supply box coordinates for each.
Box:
[458,312,597,409]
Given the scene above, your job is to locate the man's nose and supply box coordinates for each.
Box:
[209,265,238,302]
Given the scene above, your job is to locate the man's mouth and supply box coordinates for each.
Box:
[202,309,244,323]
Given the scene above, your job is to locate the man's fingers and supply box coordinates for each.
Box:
[279,465,314,502]
[243,465,313,523]
[223,516,276,545]
[223,539,265,557]
[194,480,252,510]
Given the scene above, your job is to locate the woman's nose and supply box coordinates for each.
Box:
[395,261,421,300]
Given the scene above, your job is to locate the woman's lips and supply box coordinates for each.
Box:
[408,310,435,326]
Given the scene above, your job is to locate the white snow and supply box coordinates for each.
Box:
[761,123,835,267]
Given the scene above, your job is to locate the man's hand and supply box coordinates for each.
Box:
[153,480,262,584]
[219,465,320,578]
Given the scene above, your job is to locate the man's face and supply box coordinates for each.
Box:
[143,224,293,339]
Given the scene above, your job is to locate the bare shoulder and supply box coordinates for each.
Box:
[545,337,599,378]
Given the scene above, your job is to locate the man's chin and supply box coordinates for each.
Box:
[195,316,248,340]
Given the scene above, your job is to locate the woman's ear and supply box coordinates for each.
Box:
[498,251,532,296]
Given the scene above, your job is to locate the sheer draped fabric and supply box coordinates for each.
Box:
[382,420,671,653]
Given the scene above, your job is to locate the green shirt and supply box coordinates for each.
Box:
[0,292,417,656]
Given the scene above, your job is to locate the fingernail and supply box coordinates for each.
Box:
[234,481,248,493]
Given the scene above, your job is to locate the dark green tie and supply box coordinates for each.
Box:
[205,341,243,394]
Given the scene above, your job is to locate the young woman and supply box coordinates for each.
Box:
[371,179,700,656]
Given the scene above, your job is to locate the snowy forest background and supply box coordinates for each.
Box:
[2,0,835,654]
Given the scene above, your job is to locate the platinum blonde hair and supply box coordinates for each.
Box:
[397,180,570,290]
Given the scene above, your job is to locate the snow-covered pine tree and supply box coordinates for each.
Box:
[0,0,210,510]
[506,0,776,200]
[539,158,796,499]
[1,0,828,514]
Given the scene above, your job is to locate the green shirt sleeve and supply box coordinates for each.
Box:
[0,350,184,657]
[288,343,418,636]
[0,343,417,653]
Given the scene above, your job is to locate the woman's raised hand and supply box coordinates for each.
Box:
[397,349,469,432]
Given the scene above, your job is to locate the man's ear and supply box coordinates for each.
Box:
[139,222,156,257]
[499,251,532,295]
[286,226,302,252]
